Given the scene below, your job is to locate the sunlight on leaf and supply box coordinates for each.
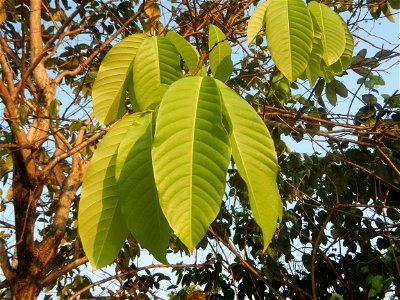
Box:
[216,81,282,252]
[152,77,231,250]
[79,114,137,270]
[92,34,146,125]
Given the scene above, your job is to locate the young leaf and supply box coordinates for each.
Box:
[208,24,233,82]
[133,36,183,111]
[247,1,269,43]
[92,34,146,125]
[265,0,313,81]
[216,80,282,252]
[166,31,200,74]
[152,77,231,250]
[308,2,346,66]
[115,112,172,264]
[79,114,136,270]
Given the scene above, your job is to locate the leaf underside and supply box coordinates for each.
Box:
[166,31,200,74]
[308,1,346,66]
[152,76,231,250]
[217,80,282,252]
[209,24,233,82]
[92,34,147,125]
[133,36,182,111]
[265,0,313,82]
[115,112,172,263]
[329,18,354,74]
[247,1,269,43]
[79,114,137,270]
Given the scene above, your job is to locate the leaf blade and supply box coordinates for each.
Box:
[216,81,282,251]
[92,34,146,125]
[308,2,346,66]
[79,114,136,269]
[247,1,269,43]
[166,31,200,74]
[265,0,313,81]
[133,36,182,110]
[209,24,233,82]
[152,77,231,250]
[115,112,172,263]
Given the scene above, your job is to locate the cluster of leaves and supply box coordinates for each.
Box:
[78,27,282,270]
[248,0,354,85]
[0,0,399,299]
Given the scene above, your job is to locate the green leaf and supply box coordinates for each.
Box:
[208,24,233,82]
[79,114,137,270]
[216,80,282,251]
[48,99,60,119]
[166,31,200,74]
[319,60,335,83]
[133,36,183,111]
[247,1,269,43]
[325,81,337,106]
[308,2,346,66]
[215,55,234,83]
[305,15,323,87]
[115,112,172,263]
[152,77,231,250]
[92,34,146,125]
[330,18,354,74]
[265,0,313,81]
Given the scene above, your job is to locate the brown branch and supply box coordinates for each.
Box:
[29,0,51,91]
[376,146,400,177]
[54,1,145,84]
[14,1,86,98]
[40,127,108,176]
[39,256,89,287]
[38,152,83,265]
[0,238,16,282]
[0,40,15,94]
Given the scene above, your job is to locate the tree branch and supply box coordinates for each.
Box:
[39,256,89,288]
[0,238,16,282]
[54,1,145,83]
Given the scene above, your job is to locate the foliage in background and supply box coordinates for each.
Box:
[0,0,399,299]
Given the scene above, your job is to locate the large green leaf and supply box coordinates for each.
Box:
[216,80,282,252]
[329,18,354,74]
[305,15,324,87]
[79,114,136,270]
[166,31,200,74]
[265,0,313,82]
[115,112,172,263]
[92,34,146,125]
[308,2,346,66]
[152,77,231,250]
[247,1,269,43]
[208,24,233,82]
[133,36,182,111]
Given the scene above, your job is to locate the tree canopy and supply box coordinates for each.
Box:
[0,0,399,299]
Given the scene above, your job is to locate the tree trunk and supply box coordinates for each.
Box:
[10,277,39,300]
